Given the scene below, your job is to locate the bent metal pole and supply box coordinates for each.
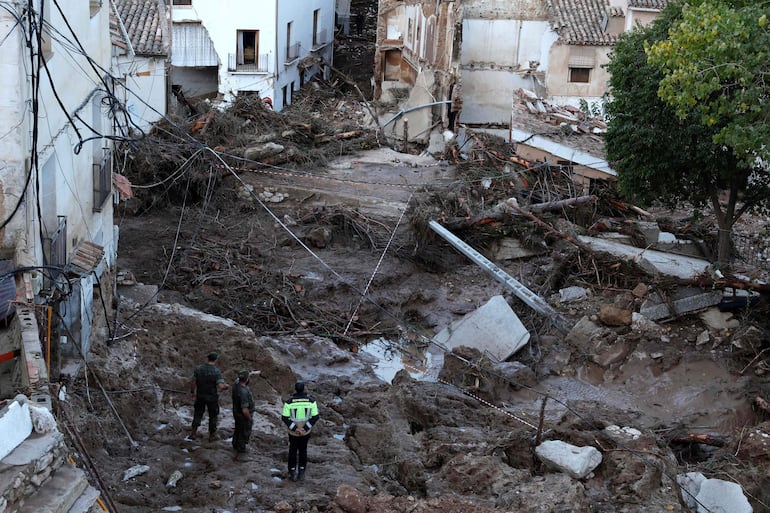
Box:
[429,220,571,334]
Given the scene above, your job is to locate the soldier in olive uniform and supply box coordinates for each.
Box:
[232,369,259,459]
[189,352,229,441]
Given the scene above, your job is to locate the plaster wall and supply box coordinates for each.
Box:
[463,0,550,19]
[0,0,115,267]
[114,56,168,132]
[460,19,552,125]
[545,44,612,105]
[626,9,659,30]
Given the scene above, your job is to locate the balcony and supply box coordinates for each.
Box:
[227,52,270,73]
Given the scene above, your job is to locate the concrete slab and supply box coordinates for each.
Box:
[433,295,530,361]
[639,291,723,321]
[578,236,711,280]
[2,431,64,466]
[494,238,543,260]
[0,400,32,460]
[19,464,88,513]
[66,485,100,513]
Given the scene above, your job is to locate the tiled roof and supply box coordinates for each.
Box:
[628,0,668,9]
[547,0,618,46]
[112,0,168,56]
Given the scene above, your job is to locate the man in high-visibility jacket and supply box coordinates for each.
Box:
[281,381,319,482]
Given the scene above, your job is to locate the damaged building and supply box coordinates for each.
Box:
[373,0,666,152]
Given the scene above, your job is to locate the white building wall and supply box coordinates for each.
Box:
[170,0,334,110]
[114,56,168,132]
[172,0,277,103]
[276,0,335,110]
[0,0,115,268]
[460,19,552,125]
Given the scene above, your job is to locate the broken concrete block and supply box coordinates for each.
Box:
[631,313,662,335]
[695,477,753,513]
[637,221,660,246]
[639,291,723,321]
[565,316,605,346]
[578,236,711,280]
[631,283,648,298]
[598,305,632,326]
[433,295,530,361]
[494,238,542,260]
[535,440,602,479]
[559,286,588,303]
[657,232,677,243]
[592,341,631,367]
[695,330,710,346]
[700,308,740,331]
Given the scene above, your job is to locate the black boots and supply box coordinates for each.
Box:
[289,468,298,482]
[298,468,305,481]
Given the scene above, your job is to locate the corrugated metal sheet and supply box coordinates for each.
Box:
[172,22,219,67]
[0,260,17,323]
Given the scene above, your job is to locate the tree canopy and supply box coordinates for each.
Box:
[647,0,770,164]
[604,1,770,264]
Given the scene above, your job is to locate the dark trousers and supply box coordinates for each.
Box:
[288,433,311,471]
[232,414,253,452]
[192,396,219,434]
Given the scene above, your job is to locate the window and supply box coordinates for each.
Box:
[172,0,192,5]
[313,9,320,46]
[286,21,299,61]
[237,30,259,65]
[568,47,594,83]
[569,67,590,83]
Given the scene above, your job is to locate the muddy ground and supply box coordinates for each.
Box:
[59,11,770,513]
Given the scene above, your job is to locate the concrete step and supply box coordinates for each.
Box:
[0,431,66,501]
[19,463,88,513]
[67,485,102,513]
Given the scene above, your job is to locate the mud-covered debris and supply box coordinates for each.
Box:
[122,464,150,481]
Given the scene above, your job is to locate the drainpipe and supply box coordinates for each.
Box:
[274,0,279,86]
[382,100,452,127]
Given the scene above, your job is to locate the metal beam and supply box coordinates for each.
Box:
[429,220,571,333]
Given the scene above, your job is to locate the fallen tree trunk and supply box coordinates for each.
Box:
[439,195,598,230]
[669,433,726,447]
[528,195,598,213]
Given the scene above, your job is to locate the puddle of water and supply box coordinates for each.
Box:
[359,338,443,384]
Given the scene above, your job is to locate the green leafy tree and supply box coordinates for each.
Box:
[605,2,770,265]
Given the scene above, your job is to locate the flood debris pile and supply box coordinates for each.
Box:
[120,82,379,210]
[83,46,770,513]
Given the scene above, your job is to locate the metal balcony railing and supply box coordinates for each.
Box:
[93,150,112,212]
[44,216,67,286]
[227,52,270,73]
